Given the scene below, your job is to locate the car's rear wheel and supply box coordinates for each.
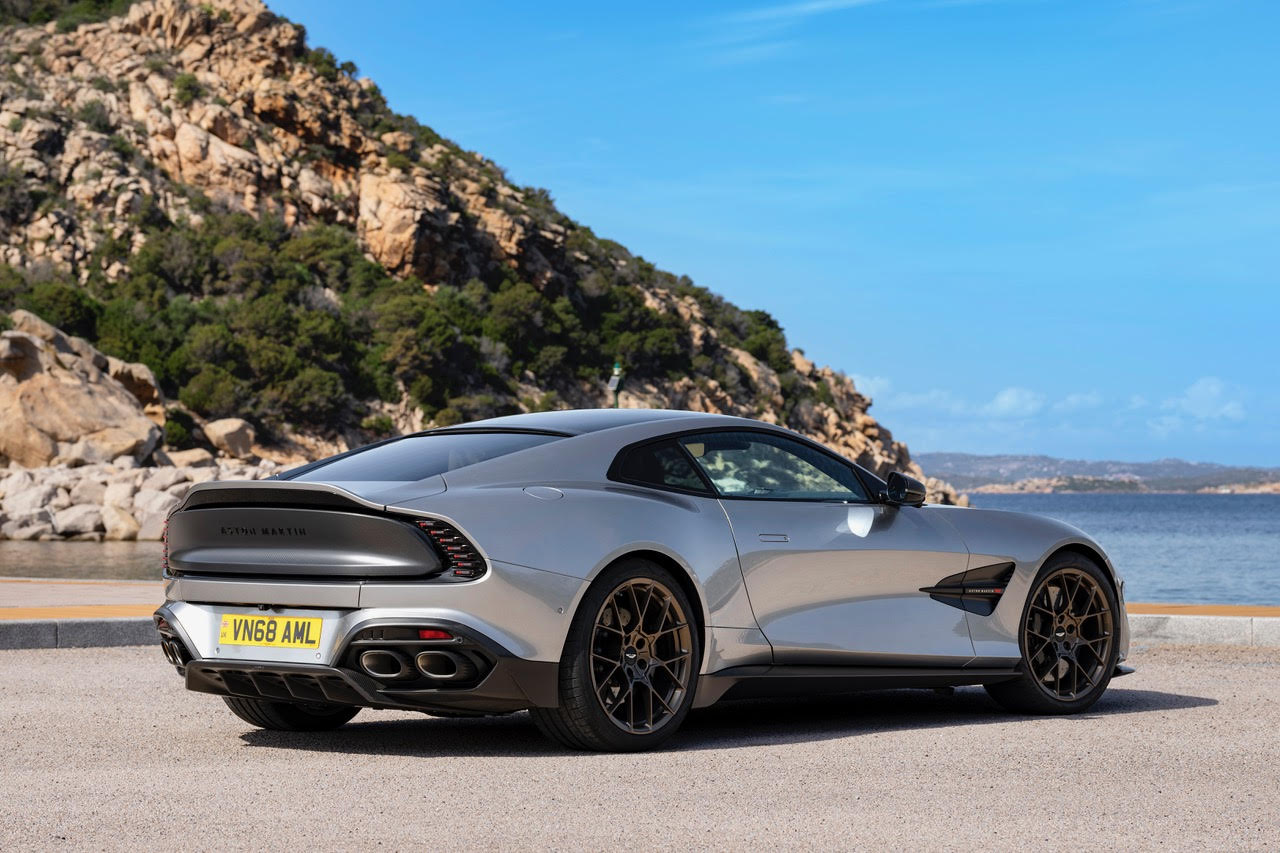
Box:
[222,696,360,731]
[530,558,700,751]
[986,553,1119,714]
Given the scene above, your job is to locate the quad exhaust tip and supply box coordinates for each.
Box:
[415,650,477,681]
[359,649,412,680]
[160,637,189,668]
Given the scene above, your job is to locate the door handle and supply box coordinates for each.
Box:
[758,533,790,543]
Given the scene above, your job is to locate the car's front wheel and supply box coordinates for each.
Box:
[985,552,1120,715]
[530,558,701,751]
[222,696,360,731]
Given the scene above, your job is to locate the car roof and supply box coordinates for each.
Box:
[431,408,724,436]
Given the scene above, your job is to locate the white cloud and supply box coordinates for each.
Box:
[851,374,892,399]
[1161,377,1246,421]
[1147,415,1182,438]
[1126,394,1149,410]
[726,0,883,25]
[981,387,1046,419]
[1053,391,1103,412]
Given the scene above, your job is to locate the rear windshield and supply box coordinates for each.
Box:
[288,431,562,482]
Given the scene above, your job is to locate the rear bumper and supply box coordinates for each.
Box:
[155,603,560,712]
[161,557,587,661]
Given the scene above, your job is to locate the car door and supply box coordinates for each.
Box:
[678,430,974,666]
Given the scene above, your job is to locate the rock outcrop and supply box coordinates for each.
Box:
[0,310,160,468]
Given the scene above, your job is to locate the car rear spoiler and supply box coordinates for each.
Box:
[178,480,385,513]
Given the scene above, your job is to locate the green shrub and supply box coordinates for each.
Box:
[0,161,34,228]
[75,100,113,133]
[179,364,243,418]
[360,414,394,436]
[300,47,338,81]
[0,0,139,31]
[90,76,116,92]
[173,73,201,107]
[385,150,413,172]
[18,279,100,338]
[162,408,197,449]
[107,134,135,159]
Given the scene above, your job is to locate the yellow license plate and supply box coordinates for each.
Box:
[219,614,322,649]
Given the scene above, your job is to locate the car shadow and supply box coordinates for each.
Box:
[236,685,1216,758]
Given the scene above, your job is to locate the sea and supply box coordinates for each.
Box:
[0,494,1276,605]
[970,493,1280,606]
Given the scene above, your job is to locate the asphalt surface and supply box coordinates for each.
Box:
[2,645,1277,850]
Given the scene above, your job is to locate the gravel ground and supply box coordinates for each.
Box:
[1,644,1277,850]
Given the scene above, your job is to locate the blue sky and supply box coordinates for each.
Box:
[270,0,1279,465]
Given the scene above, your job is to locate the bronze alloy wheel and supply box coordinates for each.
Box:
[1023,567,1115,701]
[589,578,694,734]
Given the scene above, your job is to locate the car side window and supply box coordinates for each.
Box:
[616,440,711,493]
[678,431,870,501]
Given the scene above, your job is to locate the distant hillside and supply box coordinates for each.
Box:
[0,0,964,502]
[918,452,1280,493]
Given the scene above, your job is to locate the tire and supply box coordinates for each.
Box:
[222,696,360,731]
[530,558,701,752]
[985,552,1120,715]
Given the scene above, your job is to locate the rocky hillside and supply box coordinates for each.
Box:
[0,0,964,534]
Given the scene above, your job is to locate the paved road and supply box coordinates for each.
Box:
[2,645,1277,850]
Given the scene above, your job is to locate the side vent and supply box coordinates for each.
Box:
[920,562,1016,616]
[416,520,486,580]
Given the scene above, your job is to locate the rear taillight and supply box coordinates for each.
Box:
[416,519,486,580]
[418,629,453,640]
[161,515,170,573]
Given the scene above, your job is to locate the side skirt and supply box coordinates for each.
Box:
[693,664,1022,708]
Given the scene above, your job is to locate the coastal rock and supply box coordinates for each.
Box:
[204,418,256,459]
[142,468,187,492]
[133,488,180,519]
[53,504,103,534]
[102,504,140,541]
[103,481,137,509]
[8,522,53,541]
[166,448,215,467]
[3,484,58,518]
[136,509,169,542]
[69,478,107,506]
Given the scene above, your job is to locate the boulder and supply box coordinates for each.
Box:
[205,418,256,459]
[69,478,107,506]
[9,522,53,541]
[102,504,140,541]
[103,481,137,509]
[2,484,58,517]
[105,356,161,406]
[136,509,169,541]
[53,504,103,535]
[167,448,215,467]
[142,468,187,492]
[0,470,34,498]
[0,319,161,468]
[133,488,181,518]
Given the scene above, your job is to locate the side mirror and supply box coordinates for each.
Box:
[883,471,926,507]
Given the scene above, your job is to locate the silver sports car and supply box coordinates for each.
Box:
[155,409,1132,751]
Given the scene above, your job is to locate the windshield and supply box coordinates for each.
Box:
[288,431,563,482]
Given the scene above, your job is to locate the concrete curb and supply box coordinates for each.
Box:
[1128,613,1280,647]
[0,618,156,650]
[0,613,1277,651]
